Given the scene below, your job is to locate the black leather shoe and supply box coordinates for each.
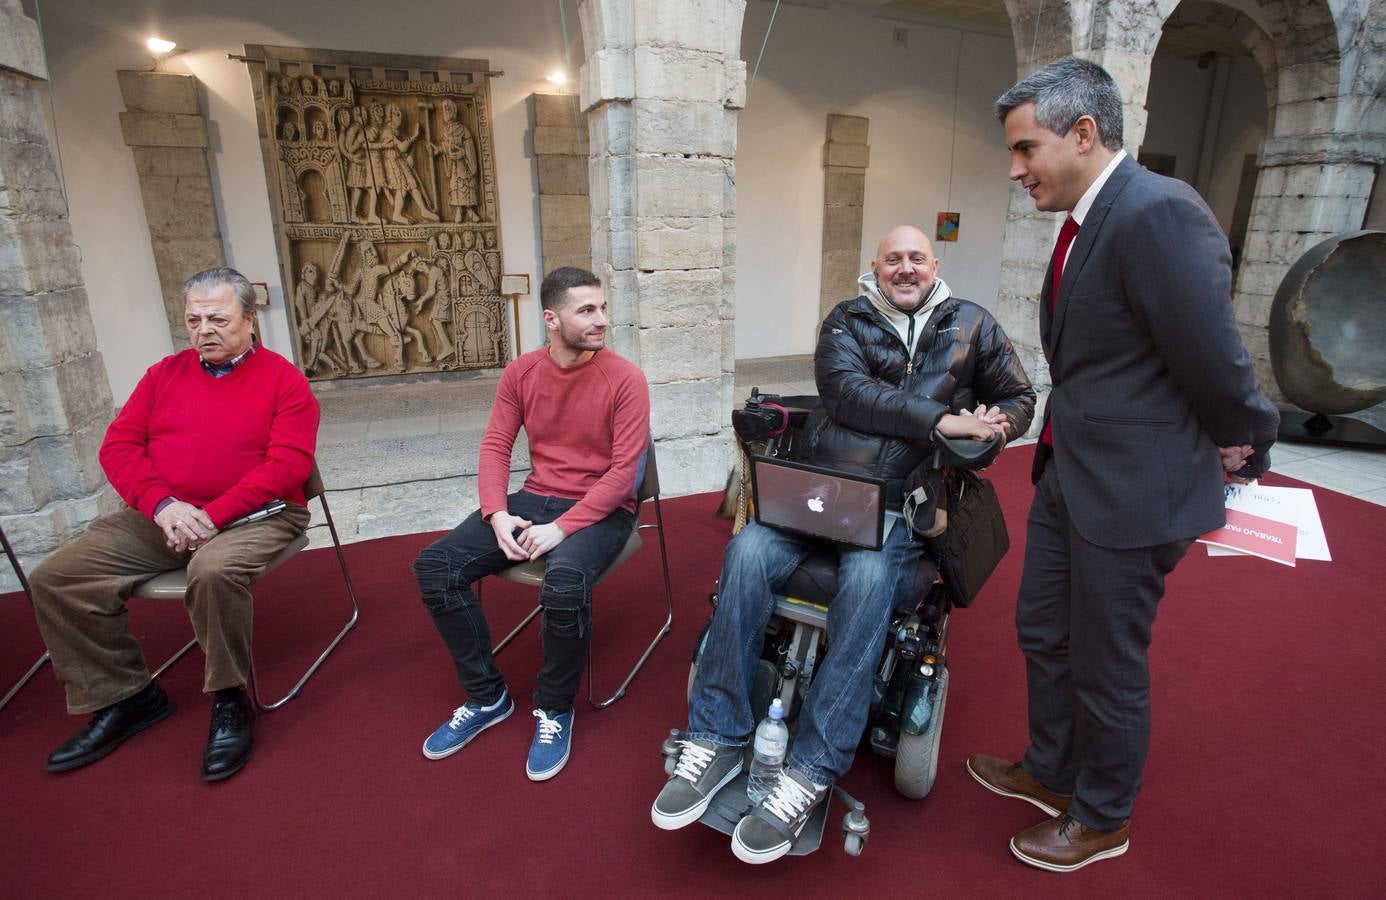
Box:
[46,683,174,773]
[202,688,255,782]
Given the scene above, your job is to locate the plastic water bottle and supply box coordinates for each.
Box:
[747,698,789,804]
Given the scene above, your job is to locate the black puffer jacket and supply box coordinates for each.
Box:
[806,294,1036,505]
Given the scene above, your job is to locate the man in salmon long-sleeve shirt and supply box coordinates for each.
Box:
[413,266,650,781]
[30,267,320,782]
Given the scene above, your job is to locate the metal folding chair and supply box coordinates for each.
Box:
[132,463,360,711]
[491,439,674,709]
[1,524,49,712]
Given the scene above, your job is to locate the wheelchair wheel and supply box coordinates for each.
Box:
[893,666,949,800]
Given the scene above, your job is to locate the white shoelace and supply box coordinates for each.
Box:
[533,709,565,744]
[672,740,716,782]
[760,772,817,824]
[448,705,476,729]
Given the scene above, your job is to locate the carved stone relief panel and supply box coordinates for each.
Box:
[245,45,507,380]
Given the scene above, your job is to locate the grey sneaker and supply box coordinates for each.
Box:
[651,738,743,830]
[731,768,828,864]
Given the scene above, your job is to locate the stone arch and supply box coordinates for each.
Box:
[298,168,330,223]
[1214,0,1380,392]
[303,104,331,142]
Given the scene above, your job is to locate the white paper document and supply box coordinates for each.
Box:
[1203,482,1331,562]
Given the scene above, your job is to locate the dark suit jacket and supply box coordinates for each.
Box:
[1032,155,1279,549]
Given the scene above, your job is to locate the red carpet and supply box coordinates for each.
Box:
[2,444,1383,897]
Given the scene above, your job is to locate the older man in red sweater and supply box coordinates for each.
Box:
[413,266,650,782]
[30,267,319,782]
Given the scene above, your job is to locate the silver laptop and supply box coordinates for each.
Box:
[751,456,886,550]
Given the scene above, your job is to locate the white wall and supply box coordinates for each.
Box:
[735,1,1017,358]
[39,0,577,402]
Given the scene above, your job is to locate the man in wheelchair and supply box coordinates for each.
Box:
[651,225,1035,863]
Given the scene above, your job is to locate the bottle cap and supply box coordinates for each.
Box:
[769,698,784,719]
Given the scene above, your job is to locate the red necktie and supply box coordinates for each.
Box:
[1049,216,1080,309]
[1042,216,1080,447]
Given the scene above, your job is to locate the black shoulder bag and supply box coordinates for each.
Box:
[920,437,1010,608]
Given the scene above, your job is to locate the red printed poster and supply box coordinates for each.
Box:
[1197,508,1298,567]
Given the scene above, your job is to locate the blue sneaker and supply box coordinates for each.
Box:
[525,708,574,781]
[421,691,513,760]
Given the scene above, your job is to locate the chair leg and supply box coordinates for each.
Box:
[1,526,49,713]
[493,602,542,655]
[151,639,198,679]
[587,494,675,710]
[250,495,361,712]
[0,652,51,712]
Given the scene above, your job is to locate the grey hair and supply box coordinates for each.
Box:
[995,57,1124,151]
[181,266,257,317]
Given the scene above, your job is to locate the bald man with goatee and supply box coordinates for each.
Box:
[652,225,1035,864]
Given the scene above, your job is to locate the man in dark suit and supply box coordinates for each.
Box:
[966,58,1279,872]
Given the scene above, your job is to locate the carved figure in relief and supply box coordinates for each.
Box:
[371,104,440,225]
[281,120,299,142]
[384,264,433,369]
[293,262,335,372]
[343,241,420,370]
[301,77,316,96]
[311,120,328,143]
[365,103,388,215]
[328,80,342,97]
[460,230,497,294]
[434,98,481,223]
[414,248,457,363]
[321,274,382,374]
[338,107,376,223]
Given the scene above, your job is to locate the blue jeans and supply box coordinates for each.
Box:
[686,519,923,785]
[413,491,634,713]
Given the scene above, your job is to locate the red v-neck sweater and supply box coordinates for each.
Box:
[479,348,650,535]
[99,348,320,528]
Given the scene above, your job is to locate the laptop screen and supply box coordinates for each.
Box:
[751,456,886,550]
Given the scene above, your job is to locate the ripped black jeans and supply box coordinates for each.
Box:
[413,491,635,714]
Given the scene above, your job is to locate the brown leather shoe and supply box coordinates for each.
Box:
[1010,814,1130,872]
[966,754,1071,816]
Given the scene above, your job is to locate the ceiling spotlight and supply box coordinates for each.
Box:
[146,37,177,54]
[546,70,567,85]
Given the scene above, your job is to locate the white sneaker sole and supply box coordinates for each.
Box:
[966,757,1064,817]
[1009,837,1129,872]
[421,700,514,760]
[650,760,743,831]
[730,817,797,865]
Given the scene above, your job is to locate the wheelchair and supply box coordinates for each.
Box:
[660,389,999,858]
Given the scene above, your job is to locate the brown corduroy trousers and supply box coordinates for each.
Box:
[29,504,311,714]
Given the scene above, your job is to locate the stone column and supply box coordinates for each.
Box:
[117,70,226,349]
[820,114,869,321]
[578,0,747,496]
[532,92,592,273]
[0,0,115,592]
